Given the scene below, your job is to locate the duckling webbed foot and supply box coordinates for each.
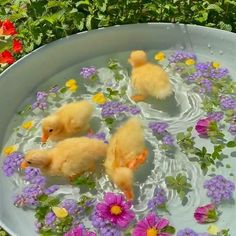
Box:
[131,94,146,102]
[128,149,148,170]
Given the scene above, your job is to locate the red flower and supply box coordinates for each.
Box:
[0,50,15,64]
[0,20,17,35]
[13,39,23,53]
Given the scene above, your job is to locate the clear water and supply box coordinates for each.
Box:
[2,50,236,233]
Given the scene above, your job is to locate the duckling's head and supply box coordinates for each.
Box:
[128,50,147,68]
[24,149,51,168]
[41,116,62,143]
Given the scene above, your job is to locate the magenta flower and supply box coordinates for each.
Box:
[194,204,218,224]
[195,118,213,136]
[95,192,135,229]
[64,224,96,236]
[133,213,174,236]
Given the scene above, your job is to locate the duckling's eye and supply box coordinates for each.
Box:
[49,129,53,133]
[27,161,32,164]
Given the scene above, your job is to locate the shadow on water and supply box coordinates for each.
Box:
[144,93,181,117]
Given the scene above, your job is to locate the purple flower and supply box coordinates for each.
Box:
[48,85,60,93]
[229,124,236,135]
[32,91,48,110]
[133,213,173,236]
[80,66,97,79]
[163,134,174,146]
[207,112,224,122]
[34,221,42,233]
[177,228,198,236]
[194,204,218,224]
[204,175,235,204]
[2,152,24,176]
[45,211,56,226]
[149,122,169,134]
[60,199,79,215]
[220,96,236,110]
[186,71,202,83]
[95,192,134,229]
[86,132,108,143]
[148,187,167,211]
[129,106,141,115]
[64,224,96,236]
[44,185,60,195]
[200,79,212,93]
[169,51,197,63]
[24,167,40,181]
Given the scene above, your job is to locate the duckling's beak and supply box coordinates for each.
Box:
[41,133,49,143]
[20,160,29,169]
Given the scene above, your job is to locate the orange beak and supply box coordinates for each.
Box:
[41,133,49,143]
[20,160,29,169]
[124,190,134,201]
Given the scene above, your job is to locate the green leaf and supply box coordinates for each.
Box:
[207,4,223,13]
[226,141,236,148]
[176,132,185,141]
[162,225,176,234]
[165,176,176,186]
[60,87,67,93]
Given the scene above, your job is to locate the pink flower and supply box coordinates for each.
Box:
[195,118,213,136]
[64,224,96,236]
[133,213,174,236]
[95,192,135,229]
[194,204,218,224]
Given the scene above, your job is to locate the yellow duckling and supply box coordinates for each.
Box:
[104,118,148,200]
[22,137,107,180]
[41,100,94,143]
[128,50,172,102]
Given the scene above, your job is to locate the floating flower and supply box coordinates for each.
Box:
[3,145,17,155]
[149,122,169,134]
[52,207,68,218]
[212,62,220,69]
[229,124,236,135]
[43,185,59,195]
[0,50,15,64]
[207,112,224,122]
[177,228,198,236]
[194,204,218,224]
[2,152,24,176]
[64,224,96,236]
[60,199,79,215]
[195,117,213,136]
[21,120,34,129]
[207,224,220,235]
[13,39,23,53]
[0,19,17,35]
[147,187,168,211]
[133,213,174,236]
[220,96,236,110]
[163,134,174,146]
[45,212,56,226]
[204,175,235,204]
[92,93,106,104]
[80,66,97,79]
[65,79,78,92]
[185,59,195,65]
[95,192,135,229]
[86,131,108,143]
[155,52,165,61]
[169,51,196,63]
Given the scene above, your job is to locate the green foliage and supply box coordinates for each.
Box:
[0,0,235,55]
[72,174,96,189]
[165,173,192,203]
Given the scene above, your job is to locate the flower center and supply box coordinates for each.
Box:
[146,228,158,236]
[110,205,122,215]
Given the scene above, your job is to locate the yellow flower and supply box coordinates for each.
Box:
[185,59,195,65]
[92,93,106,104]
[212,62,220,68]
[3,145,16,155]
[52,207,68,218]
[207,224,220,235]
[21,121,34,129]
[65,79,78,92]
[154,52,166,61]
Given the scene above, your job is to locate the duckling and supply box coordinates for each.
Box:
[104,118,148,200]
[22,137,107,180]
[128,50,172,102]
[41,100,94,143]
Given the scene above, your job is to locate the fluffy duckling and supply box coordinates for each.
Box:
[41,100,94,143]
[128,50,172,102]
[104,118,148,200]
[23,137,107,180]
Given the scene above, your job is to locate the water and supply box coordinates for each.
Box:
[2,50,236,233]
